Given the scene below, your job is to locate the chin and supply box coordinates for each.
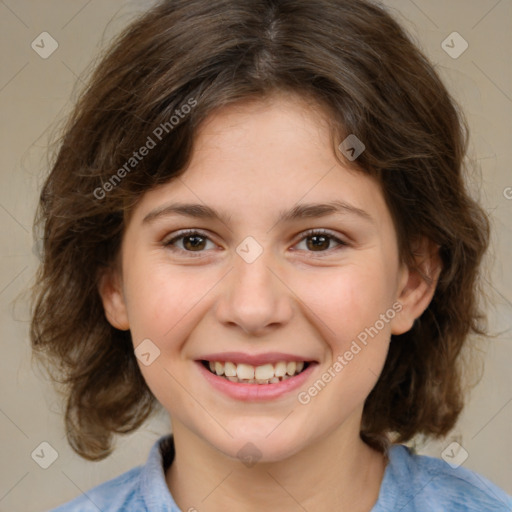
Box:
[202,421,311,465]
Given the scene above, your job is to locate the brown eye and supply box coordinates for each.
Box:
[306,234,331,251]
[164,230,215,254]
[294,229,347,254]
[182,234,207,251]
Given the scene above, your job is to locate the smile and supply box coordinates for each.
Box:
[202,360,309,384]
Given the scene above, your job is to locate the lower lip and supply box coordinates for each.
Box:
[196,361,317,401]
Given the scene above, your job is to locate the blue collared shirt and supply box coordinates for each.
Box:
[49,435,512,511]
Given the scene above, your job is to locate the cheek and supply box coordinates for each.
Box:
[296,259,396,346]
[296,263,394,418]
[294,257,396,407]
[122,255,210,343]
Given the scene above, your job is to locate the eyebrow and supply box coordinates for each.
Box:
[142,200,374,225]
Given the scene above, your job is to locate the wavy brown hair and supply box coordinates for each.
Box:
[31,0,490,460]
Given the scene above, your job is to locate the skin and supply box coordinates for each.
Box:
[100,92,440,511]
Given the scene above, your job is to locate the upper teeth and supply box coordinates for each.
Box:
[208,361,305,381]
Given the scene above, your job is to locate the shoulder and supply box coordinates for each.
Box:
[48,466,144,511]
[376,444,512,512]
[47,435,179,512]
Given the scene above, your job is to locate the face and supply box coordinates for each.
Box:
[101,93,433,463]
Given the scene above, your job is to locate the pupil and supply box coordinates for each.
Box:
[307,235,328,251]
[184,235,205,250]
[182,235,329,252]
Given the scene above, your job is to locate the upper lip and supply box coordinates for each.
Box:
[198,352,316,366]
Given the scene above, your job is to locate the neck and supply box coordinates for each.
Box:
[166,415,386,512]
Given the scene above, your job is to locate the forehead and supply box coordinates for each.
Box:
[132,94,391,232]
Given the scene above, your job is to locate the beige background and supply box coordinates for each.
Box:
[0,0,510,510]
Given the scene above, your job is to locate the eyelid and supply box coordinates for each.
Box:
[163,229,218,257]
[291,228,348,255]
[163,228,348,256]
[295,228,346,244]
[163,228,214,244]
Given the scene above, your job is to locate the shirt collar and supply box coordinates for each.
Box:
[139,435,181,511]
[140,434,403,511]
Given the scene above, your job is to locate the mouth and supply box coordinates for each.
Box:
[201,360,310,385]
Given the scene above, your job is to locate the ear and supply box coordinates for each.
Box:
[97,266,130,331]
[391,237,442,335]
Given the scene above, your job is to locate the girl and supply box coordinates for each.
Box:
[31,0,512,510]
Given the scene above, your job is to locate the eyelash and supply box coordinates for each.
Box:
[163,228,348,258]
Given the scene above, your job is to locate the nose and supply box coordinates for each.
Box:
[214,248,294,337]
